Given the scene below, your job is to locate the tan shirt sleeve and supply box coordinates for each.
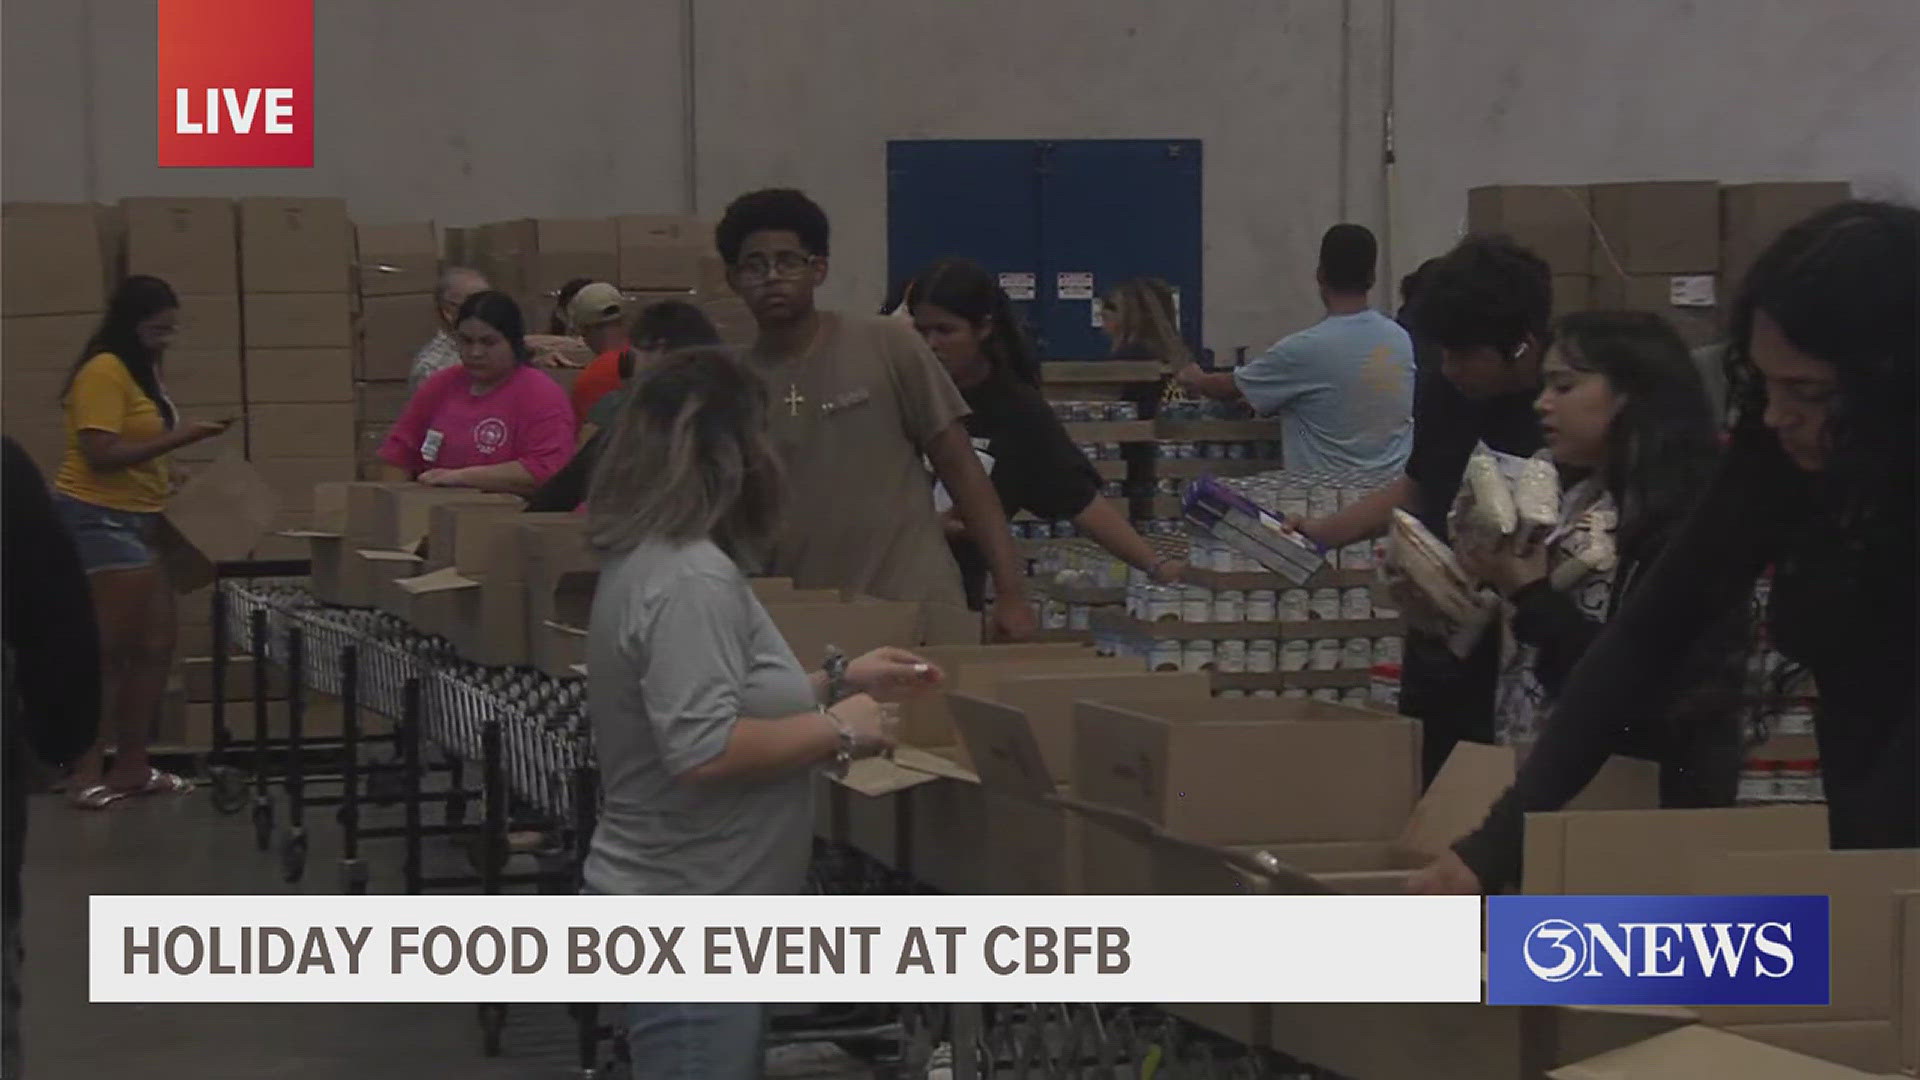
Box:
[876,319,969,448]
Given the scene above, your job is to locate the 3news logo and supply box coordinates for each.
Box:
[1486,895,1830,1006]
[158,0,313,168]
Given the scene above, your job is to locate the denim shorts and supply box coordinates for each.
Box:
[53,494,160,573]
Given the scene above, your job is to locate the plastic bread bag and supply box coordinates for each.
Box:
[1512,452,1562,547]
[1448,443,1519,546]
[1383,509,1501,657]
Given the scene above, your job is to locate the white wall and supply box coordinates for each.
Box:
[5,0,1916,356]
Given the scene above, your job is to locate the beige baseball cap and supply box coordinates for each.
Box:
[566,282,626,331]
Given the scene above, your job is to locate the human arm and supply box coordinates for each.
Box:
[1175,363,1243,402]
[524,429,606,513]
[927,422,1033,640]
[1505,580,1605,698]
[420,460,540,495]
[1299,475,1417,549]
[377,374,442,477]
[2,439,100,767]
[1426,436,1790,892]
[1077,497,1183,583]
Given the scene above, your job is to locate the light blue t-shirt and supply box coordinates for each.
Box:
[1232,309,1415,478]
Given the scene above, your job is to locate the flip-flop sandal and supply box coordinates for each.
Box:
[70,785,127,810]
[121,768,196,797]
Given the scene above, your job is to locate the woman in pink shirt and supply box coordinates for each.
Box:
[376,291,578,496]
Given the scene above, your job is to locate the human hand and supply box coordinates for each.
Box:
[990,595,1038,643]
[1406,849,1484,895]
[1149,557,1188,585]
[534,350,578,369]
[1293,517,1334,549]
[1173,362,1205,390]
[182,418,234,444]
[418,468,467,487]
[829,693,900,759]
[847,646,945,703]
[1456,534,1547,598]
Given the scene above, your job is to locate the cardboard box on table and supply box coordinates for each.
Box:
[285,482,506,607]
[2,202,107,316]
[353,488,524,623]
[354,222,439,297]
[396,513,579,664]
[120,197,238,295]
[390,501,533,638]
[523,522,596,679]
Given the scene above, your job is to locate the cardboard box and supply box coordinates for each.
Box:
[357,293,438,381]
[154,454,281,592]
[1590,270,1723,347]
[1723,1022,1902,1075]
[1551,1024,1882,1079]
[3,313,100,372]
[1552,274,1592,319]
[1693,849,1920,1026]
[985,670,1219,782]
[355,222,439,296]
[1589,181,1722,274]
[2,203,106,315]
[1523,804,1829,895]
[121,197,237,295]
[982,790,1085,894]
[527,218,618,296]
[761,601,926,677]
[355,380,412,426]
[1897,890,1919,1075]
[243,292,352,349]
[905,769,989,895]
[250,457,359,517]
[180,655,286,702]
[421,499,526,573]
[1467,184,1595,276]
[900,649,1146,752]
[522,520,595,678]
[357,485,522,552]
[246,402,356,460]
[401,513,578,666]
[244,347,354,403]
[697,255,730,297]
[1721,182,1852,296]
[616,214,706,290]
[162,348,243,406]
[239,197,351,293]
[173,292,241,349]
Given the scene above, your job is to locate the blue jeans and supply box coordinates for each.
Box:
[52,494,160,573]
[581,884,767,1079]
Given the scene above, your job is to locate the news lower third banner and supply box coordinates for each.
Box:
[94,895,1482,1004]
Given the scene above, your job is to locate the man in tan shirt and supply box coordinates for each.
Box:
[715,188,1035,641]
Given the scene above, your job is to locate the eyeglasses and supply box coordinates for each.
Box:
[734,251,816,284]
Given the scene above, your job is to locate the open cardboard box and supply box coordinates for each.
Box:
[1523,803,1830,895]
[156,452,281,592]
[1897,889,1919,1076]
[521,519,596,679]
[394,513,582,666]
[396,502,543,638]
[1550,1024,1885,1079]
[899,648,1147,755]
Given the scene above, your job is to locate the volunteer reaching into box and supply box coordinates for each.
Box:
[1413,200,1919,894]
[50,276,234,809]
[1446,311,1745,800]
[580,345,944,1078]
[376,291,577,496]
[905,258,1185,607]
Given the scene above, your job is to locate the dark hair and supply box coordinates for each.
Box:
[64,275,180,428]
[455,291,532,362]
[1103,278,1192,366]
[548,277,596,335]
[1412,236,1552,358]
[906,258,1041,387]
[623,301,722,379]
[715,189,830,265]
[586,346,784,563]
[1319,224,1378,293]
[1551,312,1721,563]
[1399,256,1442,311]
[1724,199,1916,565]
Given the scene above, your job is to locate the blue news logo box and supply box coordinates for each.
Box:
[1486,895,1829,1006]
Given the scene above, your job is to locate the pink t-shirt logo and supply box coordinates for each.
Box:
[472,417,509,456]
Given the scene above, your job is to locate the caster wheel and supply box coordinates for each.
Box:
[251,801,274,851]
[477,1003,507,1057]
[280,830,308,884]
[208,767,248,814]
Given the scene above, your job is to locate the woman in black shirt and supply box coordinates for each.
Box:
[1414,200,1919,893]
[906,259,1184,607]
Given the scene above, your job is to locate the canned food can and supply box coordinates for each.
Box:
[1277,589,1310,622]
[1068,604,1091,631]
[1052,520,1077,539]
[1181,640,1216,673]
[1099,442,1121,461]
[1281,640,1312,673]
[1246,590,1278,622]
[1340,541,1376,571]
[1373,637,1403,666]
[1227,441,1251,461]
[1311,638,1342,672]
[1342,638,1374,670]
[1255,689,1282,700]
[1309,485,1342,519]
[1342,688,1371,708]
[1217,689,1247,700]
[1213,590,1246,622]
[1102,481,1126,499]
[1147,586,1181,623]
[1157,477,1181,496]
[1281,689,1309,701]
[1310,588,1343,621]
[1247,640,1279,673]
[1312,688,1342,704]
[1149,640,1184,672]
[1178,442,1200,460]
[1181,586,1214,623]
[1043,598,1069,631]
[1342,587,1373,621]
[1216,639,1248,673]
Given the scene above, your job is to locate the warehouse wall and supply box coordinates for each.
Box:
[5,0,1916,355]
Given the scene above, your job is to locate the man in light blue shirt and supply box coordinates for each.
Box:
[1178,224,1415,478]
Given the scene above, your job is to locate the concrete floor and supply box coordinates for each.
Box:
[17,785,876,1079]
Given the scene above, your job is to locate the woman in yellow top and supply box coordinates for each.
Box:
[52,276,233,809]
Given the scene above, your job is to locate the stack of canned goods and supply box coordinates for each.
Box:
[1738,759,1825,805]
[1052,400,1142,423]
[1078,441,1126,461]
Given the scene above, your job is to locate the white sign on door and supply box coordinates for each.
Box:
[1057,271,1095,301]
[998,272,1036,301]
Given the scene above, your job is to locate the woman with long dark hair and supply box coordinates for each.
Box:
[1414,200,1918,893]
[1458,312,1744,801]
[907,259,1183,607]
[52,275,232,809]
[375,291,577,495]
[582,347,943,1078]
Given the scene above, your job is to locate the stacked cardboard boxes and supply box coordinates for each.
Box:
[467,217,619,331]
[352,222,439,477]
[239,198,357,553]
[1,202,110,475]
[616,213,751,345]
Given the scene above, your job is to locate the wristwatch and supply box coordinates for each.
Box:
[823,646,850,705]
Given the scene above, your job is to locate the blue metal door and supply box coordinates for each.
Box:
[887,139,1202,362]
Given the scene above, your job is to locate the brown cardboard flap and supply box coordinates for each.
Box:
[892,746,978,784]
[1153,831,1337,896]
[163,451,280,567]
[1524,805,1830,896]
[543,620,588,638]
[1896,890,1919,1074]
[833,757,943,798]
[949,693,1059,799]
[1549,1024,1880,1079]
[992,671,1211,783]
[356,548,424,565]
[919,602,984,646]
[1399,744,1659,861]
[1723,1021,1902,1075]
[395,566,479,595]
[310,481,351,533]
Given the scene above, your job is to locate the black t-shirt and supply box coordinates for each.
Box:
[1403,368,1543,539]
[950,372,1103,607]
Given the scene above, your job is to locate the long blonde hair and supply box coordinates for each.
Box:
[1102,278,1191,366]
[585,347,784,562]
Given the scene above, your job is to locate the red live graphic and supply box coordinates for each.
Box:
[157,0,313,168]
